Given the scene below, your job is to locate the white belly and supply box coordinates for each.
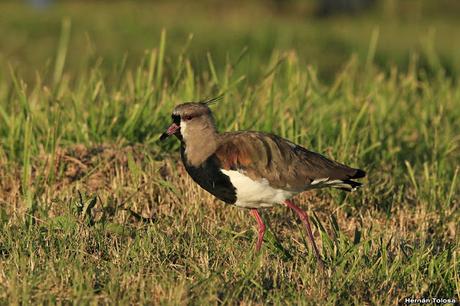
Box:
[221,169,297,208]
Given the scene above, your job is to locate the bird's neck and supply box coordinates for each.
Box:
[182,129,219,167]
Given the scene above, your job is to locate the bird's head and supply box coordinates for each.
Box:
[160,99,219,142]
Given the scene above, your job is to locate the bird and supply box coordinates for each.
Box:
[160,99,366,269]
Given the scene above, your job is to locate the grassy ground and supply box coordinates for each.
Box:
[0,1,459,305]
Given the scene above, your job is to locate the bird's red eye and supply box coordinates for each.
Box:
[183,115,193,121]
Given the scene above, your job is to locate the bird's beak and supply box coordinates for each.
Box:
[159,122,180,141]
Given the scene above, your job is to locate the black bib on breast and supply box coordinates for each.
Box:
[180,144,237,204]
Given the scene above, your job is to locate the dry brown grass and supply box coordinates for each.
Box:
[0,130,458,304]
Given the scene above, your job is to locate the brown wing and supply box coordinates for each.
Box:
[214,132,365,191]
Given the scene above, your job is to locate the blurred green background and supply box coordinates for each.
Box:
[1,0,460,83]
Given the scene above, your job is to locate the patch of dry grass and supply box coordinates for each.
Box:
[0,142,458,304]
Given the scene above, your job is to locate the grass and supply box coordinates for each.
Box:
[0,2,459,305]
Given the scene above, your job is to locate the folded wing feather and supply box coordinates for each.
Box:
[214,132,365,192]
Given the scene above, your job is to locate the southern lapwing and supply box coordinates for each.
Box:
[160,100,366,268]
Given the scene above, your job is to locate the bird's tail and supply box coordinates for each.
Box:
[332,168,366,192]
[333,179,363,192]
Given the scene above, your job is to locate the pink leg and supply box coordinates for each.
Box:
[284,200,325,269]
[250,209,266,252]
